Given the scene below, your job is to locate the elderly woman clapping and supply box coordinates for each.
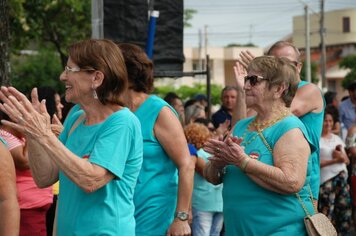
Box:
[204,56,316,235]
[0,39,143,235]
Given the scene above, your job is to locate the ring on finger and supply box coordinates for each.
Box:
[215,147,221,153]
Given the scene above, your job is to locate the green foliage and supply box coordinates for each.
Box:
[300,61,319,84]
[184,9,197,28]
[153,83,223,105]
[9,0,91,66]
[10,49,64,94]
[340,55,356,89]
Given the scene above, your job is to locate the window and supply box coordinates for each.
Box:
[343,17,350,33]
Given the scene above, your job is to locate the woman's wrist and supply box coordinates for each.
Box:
[239,156,251,173]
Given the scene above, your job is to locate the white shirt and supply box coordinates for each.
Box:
[319,133,348,184]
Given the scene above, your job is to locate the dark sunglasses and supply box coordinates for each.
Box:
[244,75,269,86]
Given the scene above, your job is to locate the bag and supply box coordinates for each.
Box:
[257,130,337,236]
[304,213,337,236]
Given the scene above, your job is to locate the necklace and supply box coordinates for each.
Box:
[240,109,291,147]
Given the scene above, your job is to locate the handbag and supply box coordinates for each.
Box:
[257,130,337,236]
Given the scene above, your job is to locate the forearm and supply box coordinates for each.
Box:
[0,200,20,236]
[204,162,224,185]
[231,91,247,126]
[37,133,113,192]
[175,162,195,213]
[245,158,305,194]
[28,138,59,188]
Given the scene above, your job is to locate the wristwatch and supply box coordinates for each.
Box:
[175,211,189,221]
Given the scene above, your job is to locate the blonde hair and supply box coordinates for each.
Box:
[184,123,211,150]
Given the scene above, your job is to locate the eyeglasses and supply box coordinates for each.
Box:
[64,66,95,74]
[244,75,269,86]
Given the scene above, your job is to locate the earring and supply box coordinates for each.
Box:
[92,85,98,99]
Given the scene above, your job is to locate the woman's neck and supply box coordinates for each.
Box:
[321,130,332,139]
[125,90,149,112]
[80,101,122,125]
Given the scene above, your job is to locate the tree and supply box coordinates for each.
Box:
[340,55,356,89]
[9,0,91,66]
[184,9,197,28]
[300,61,319,84]
[0,0,11,85]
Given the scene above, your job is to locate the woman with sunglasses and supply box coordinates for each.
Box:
[203,56,317,235]
[0,39,143,235]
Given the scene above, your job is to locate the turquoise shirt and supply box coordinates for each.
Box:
[298,81,325,199]
[134,95,178,236]
[225,115,316,235]
[192,149,223,212]
[58,108,143,236]
[0,137,6,146]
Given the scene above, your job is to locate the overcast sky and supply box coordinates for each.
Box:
[183,0,356,48]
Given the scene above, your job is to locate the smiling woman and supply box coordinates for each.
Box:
[0,39,143,236]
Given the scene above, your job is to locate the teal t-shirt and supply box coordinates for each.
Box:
[133,95,178,236]
[224,115,316,235]
[192,149,223,212]
[298,81,325,199]
[57,108,143,236]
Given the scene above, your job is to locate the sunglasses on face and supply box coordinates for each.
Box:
[244,75,269,86]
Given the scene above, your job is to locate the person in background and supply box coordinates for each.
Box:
[54,93,64,121]
[0,39,143,235]
[164,92,185,126]
[340,81,356,130]
[0,138,20,236]
[204,56,315,235]
[194,94,208,110]
[211,86,237,129]
[346,124,356,229]
[324,91,341,136]
[318,108,352,234]
[118,42,194,236]
[184,123,223,236]
[236,41,325,207]
[0,110,53,236]
[185,103,206,125]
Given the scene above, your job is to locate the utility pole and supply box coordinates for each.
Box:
[319,0,327,89]
[305,5,311,82]
[91,0,104,39]
[204,25,208,69]
[198,29,203,71]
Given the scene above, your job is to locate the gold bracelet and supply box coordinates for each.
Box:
[240,157,250,172]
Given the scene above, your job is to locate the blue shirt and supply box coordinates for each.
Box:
[339,97,356,130]
[58,108,143,236]
[133,95,179,236]
[298,81,325,199]
[192,149,223,212]
[224,115,316,235]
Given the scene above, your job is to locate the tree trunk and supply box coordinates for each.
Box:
[0,0,10,85]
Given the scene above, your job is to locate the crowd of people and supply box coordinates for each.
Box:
[1,38,356,236]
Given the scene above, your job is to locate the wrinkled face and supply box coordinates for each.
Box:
[244,70,271,109]
[323,114,334,133]
[54,93,64,120]
[59,57,95,104]
[222,89,237,111]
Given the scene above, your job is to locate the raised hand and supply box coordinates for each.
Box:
[238,50,256,69]
[0,87,52,139]
[233,61,247,92]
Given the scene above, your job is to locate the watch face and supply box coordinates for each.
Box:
[176,212,189,221]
